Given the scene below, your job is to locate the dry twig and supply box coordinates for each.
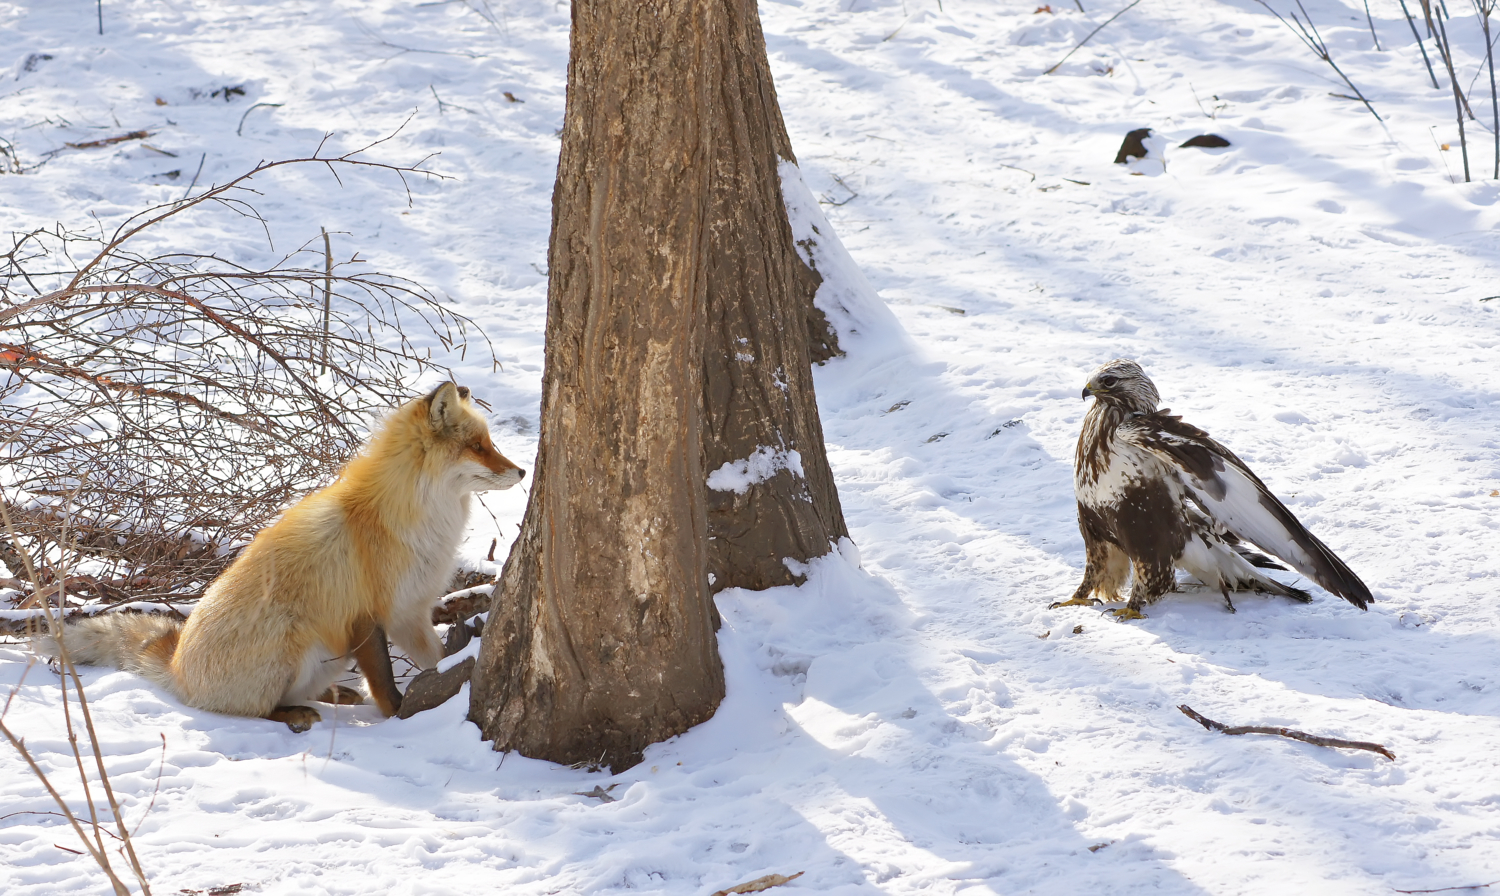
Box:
[1363,0,1382,50]
[1254,0,1382,121]
[1044,0,1143,76]
[1178,704,1395,760]
[0,494,149,894]
[1475,0,1500,179]
[711,872,806,896]
[236,103,283,138]
[1394,880,1500,893]
[1397,0,1442,89]
[1421,0,1472,179]
[64,131,151,151]
[2,136,35,175]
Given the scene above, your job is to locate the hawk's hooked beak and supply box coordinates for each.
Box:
[1081,385,1095,399]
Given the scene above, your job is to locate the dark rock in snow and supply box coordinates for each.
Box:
[1114,128,1152,164]
[1179,133,1231,149]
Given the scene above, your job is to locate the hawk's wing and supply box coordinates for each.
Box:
[1119,411,1371,609]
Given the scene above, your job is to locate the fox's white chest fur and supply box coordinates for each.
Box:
[384,476,476,669]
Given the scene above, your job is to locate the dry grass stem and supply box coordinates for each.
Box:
[1,494,144,893]
[1254,0,1382,121]
[1399,0,1443,89]
[1043,0,1143,76]
[1420,0,1473,179]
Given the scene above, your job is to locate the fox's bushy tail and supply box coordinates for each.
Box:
[33,613,183,694]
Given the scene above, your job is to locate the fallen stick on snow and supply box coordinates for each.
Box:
[1394,881,1500,894]
[710,872,805,896]
[1177,705,1395,761]
[64,130,151,150]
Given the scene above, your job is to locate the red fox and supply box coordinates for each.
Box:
[34,382,524,731]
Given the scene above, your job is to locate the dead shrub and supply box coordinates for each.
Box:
[0,139,494,623]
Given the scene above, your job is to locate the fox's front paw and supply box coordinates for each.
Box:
[268,705,322,733]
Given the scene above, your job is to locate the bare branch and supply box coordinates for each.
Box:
[1394,881,1500,894]
[1044,0,1143,76]
[1178,704,1396,761]
[67,131,444,289]
[1,145,493,619]
[1254,0,1382,121]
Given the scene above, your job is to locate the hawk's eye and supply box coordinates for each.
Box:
[1100,375,1118,387]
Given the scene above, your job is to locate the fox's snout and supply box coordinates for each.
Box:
[463,439,525,491]
[480,463,525,491]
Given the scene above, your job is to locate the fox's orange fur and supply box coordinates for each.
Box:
[36,382,523,731]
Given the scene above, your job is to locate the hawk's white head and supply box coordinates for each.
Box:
[1082,358,1160,415]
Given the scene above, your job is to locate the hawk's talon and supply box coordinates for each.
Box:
[1110,607,1146,621]
[1048,597,1103,610]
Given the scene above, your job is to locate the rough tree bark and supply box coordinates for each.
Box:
[701,0,848,593]
[468,0,849,770]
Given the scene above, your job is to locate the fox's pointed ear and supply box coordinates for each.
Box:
[428,382,463,430]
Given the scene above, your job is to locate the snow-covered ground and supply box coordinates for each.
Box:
[3,0,1499,892]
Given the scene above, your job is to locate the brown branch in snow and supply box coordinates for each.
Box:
[1419,0,1473,180]
[67,118,439,289]
[710,872,806,896]
[1177,704,1396,761]
[1394,881,1500,894]
[64,130,151,150]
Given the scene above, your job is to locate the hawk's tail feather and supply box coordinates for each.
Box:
[1232,544,1288,571]
[1275,521,1373,610]
[1235,571,1312,603]
[1270,580,1313,603]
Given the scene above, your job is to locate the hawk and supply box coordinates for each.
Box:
[1052,358,1371,619]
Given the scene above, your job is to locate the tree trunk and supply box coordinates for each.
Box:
[701,0,848,594]
[468,0,849,771]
